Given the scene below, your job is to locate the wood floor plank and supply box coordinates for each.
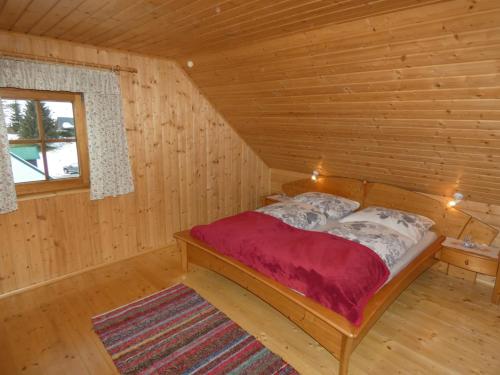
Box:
[0,247,498,374]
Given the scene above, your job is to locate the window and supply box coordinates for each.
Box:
[1,88,89,196]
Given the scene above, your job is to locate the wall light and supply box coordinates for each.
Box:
[187,60,194,68]
[311,170,320,182]
[447,192,464,207]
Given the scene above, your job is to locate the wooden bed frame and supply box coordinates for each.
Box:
[174,177,488,374]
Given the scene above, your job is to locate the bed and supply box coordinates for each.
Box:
[174,177,482,374]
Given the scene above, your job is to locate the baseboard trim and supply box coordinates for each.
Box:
[0,244,180,300]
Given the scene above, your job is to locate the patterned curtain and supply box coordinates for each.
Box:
[0,105,17,213]
[0,58,134,206]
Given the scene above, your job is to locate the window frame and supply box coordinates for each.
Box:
[0,87,89,196]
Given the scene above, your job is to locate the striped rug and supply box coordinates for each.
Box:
[92,284,299,375]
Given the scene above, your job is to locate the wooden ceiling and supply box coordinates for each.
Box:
[1,0,444,57]
[185,0,500,204]
[1,0,500,204]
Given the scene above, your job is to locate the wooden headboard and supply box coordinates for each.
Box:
[282,176,365,203]
[280,177,498,242]
[363,183,470,238]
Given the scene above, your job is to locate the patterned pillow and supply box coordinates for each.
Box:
[256,201,327,230]
[325,221,416,269]
[292,192,360,220]
[339,206,435,243]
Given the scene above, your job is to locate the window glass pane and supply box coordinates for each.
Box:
[41,101,76,139]
[46,142,80,179]
[9,144,46,183]
[2,99,39,139]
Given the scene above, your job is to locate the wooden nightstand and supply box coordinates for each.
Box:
[438,237,500,304]
[261,194,292,207]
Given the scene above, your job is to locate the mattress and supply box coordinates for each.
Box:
[386,230,437,281]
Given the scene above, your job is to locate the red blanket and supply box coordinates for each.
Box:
[191,211,389,325]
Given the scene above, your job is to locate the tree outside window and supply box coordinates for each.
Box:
[1,88,89,196]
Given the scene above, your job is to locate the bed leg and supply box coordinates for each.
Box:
[177,240,188,272]
[339,336,354,375]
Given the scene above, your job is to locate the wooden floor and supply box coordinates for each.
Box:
[0,248,499,375]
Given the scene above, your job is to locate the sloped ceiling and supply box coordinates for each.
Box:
[1,0,500,203]
[182,0,500,204]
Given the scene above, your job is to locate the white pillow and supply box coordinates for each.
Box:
[339,206,435,243]
[292,192,360,220]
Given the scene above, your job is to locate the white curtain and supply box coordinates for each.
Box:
[0,58,134,206]
[0,106,17,213]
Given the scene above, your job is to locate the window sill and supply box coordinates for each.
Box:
[17,187,90,202]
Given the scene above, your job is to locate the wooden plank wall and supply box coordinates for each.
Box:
[183,0,500,205]
[0,31,271,296]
